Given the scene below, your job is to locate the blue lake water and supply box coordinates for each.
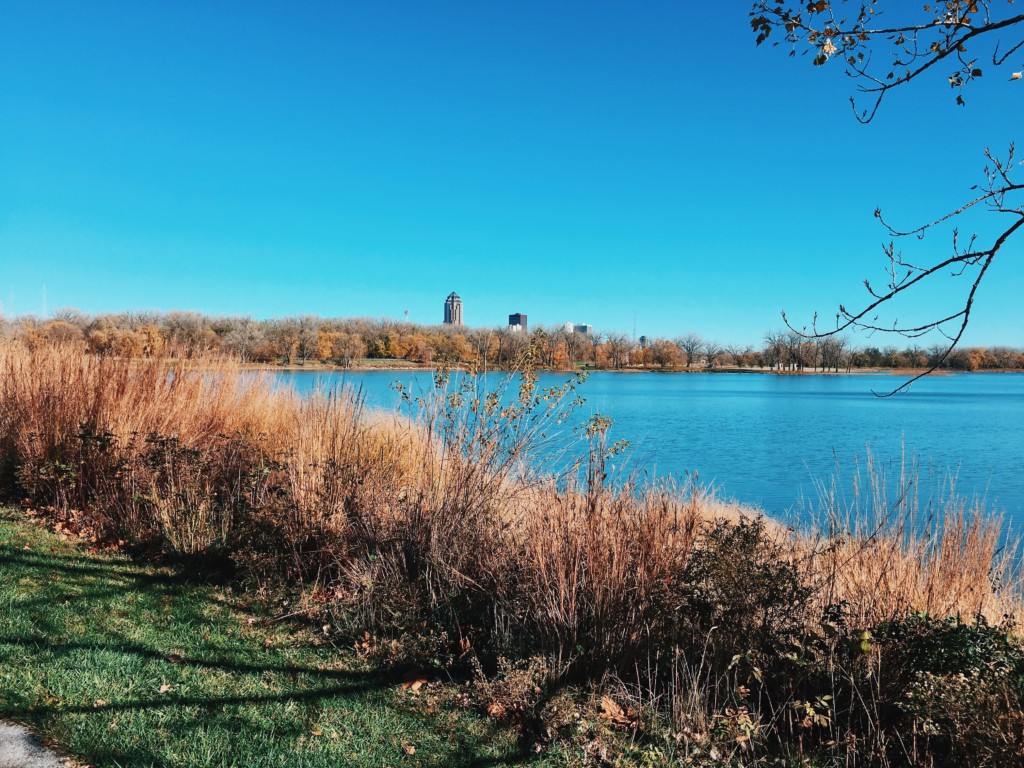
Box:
[277,370,1024,527]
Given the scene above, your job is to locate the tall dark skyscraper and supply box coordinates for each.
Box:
[444,292,463,326]
[508,312,527,332]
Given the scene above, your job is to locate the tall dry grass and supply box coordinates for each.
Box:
[804,450,1022,627]
[1,339,1022,765]
[1,339,1019,640]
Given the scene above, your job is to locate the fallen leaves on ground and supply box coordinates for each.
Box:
[599,695,641,730]
[398,671,430,693]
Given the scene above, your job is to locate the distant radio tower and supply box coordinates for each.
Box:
[404,309,409,322]
[632,311,637,342]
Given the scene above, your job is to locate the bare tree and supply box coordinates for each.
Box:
[788,333,811,371]
[222,319,265,363]
[675,333,703,368]
[267,318,301,365]
[725,344,748,368]
[332,332,366,369]
[819,335,849,372]
[164,311,207,353]
[529,328,556,368]
[583,331,602,367]
[295,316,321,363]
[904,344,928,368]
[752,1,1024,392]
[51,308,89,331]
[605,332,634,370]
[495,327,528,367]
[563,328,586,369]
[763,330,788,371]
[467,328,494,368]
[702,340,724,368]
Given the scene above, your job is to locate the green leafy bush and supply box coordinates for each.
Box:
[677,519,813,666]
[874,613,1024,766]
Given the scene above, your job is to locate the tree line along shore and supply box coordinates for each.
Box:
[7,309,1023,372]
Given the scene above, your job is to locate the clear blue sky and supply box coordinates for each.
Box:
[1,1,1020,346]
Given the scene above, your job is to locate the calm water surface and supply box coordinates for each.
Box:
[278,370,1024,526]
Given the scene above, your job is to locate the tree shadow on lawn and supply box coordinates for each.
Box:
[60,731,548,768]
[0,544,238,592]
[0,533,556,767]
[0,632,549,768]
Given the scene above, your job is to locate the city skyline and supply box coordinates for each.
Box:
[7,290,1024,350]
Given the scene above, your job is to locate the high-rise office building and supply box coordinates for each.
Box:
[508,312,527,332]
[443,292,463,326]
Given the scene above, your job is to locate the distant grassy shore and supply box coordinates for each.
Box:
[2,341,1023,767]
[240,358,1015,376]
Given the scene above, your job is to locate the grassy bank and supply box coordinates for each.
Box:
[1,341,1023,766]
[0,506,563,767]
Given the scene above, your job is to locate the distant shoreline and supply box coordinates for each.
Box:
[243,361,1021,377]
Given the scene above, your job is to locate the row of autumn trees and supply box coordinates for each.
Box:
[5,310,1023,372]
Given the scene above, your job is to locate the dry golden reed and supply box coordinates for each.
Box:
[0,339,1019,674]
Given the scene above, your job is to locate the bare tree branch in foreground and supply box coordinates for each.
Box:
[751,0,1024,394]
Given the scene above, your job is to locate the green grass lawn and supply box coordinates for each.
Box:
[0,507,568,767]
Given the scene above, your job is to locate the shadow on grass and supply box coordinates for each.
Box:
[0,547,190,584]
[0,534,557,767]
[0,633,402,687]
[0,545,231,585]
[71,735,548,768]
[2,678,400,716]
[0,543,403,698]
